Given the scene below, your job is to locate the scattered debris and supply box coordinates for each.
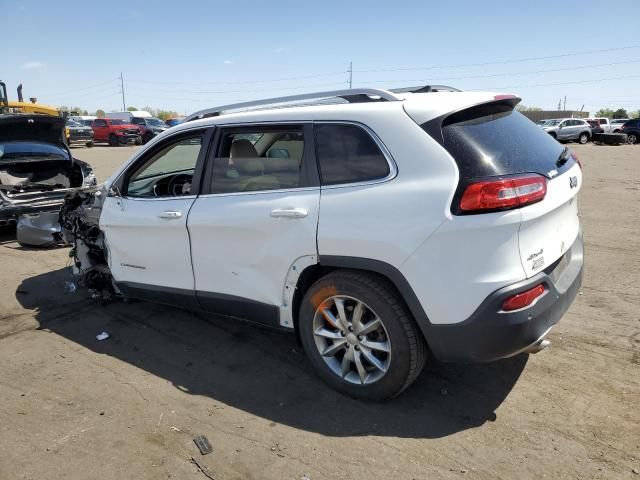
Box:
[170,426,181,432]
[63,281,77,294]
[193,435,213,455]
[632,468,639,475]
[99,411,105,416]
[96,332,110,341]
[579,290,584,295]
[157,413,163,428]
[190,456,215,480]
[302,475,311,480]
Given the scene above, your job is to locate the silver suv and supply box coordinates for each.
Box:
[541,118,592,144]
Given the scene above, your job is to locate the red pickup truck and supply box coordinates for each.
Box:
[92,118,142,146]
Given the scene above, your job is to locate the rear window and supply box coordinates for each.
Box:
[430,103,565,180]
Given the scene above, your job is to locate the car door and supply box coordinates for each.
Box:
[93,119,108,141]
[100,128,212,306]
[187,123,320,326]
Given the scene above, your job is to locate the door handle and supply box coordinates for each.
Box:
[270,208,308,219]
[158,210,183,219]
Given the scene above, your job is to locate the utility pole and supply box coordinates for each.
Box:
[563,95,567,111]
[120,72,126,111]
[348,61,353,89]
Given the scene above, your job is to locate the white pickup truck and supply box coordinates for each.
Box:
[586,117,630,133]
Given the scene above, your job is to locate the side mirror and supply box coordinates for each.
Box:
[108,186,122,197]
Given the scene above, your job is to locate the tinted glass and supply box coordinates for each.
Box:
[0,141,69,161]
[315,124,389,185]
[212,128,304,193]
[109,119,126,125]
[94,120,106,127]
[433,104,565,180]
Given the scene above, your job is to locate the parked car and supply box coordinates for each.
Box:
[92,118,141,146]
[619,118,640,144]
[105,111,152,122]
[60,87,584,399]
[541,118,592,143]
[0,114,95,230]
[585,117,612,133]
[65,118,94,147]
[130,116,169,144]
[585,119,604,135]
[611,118,630,133]
[165,117,184,127]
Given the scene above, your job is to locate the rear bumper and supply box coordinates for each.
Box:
[426,232,584,362]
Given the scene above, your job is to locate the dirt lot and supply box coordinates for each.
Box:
[0,144,638,479]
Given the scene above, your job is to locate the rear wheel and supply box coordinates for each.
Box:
[143,132,153,144]
[299,270,427,400]
[86,141,94,148]
[627,133,638,144]
[578,132,589,144]
[109,134,119,146]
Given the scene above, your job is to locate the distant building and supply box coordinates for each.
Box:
[520,110,589,123]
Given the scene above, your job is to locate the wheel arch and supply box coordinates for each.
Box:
[292,256,432,345]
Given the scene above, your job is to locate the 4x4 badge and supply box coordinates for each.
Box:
[569,176,578,188]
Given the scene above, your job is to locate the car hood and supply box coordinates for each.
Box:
[0,115,67,146]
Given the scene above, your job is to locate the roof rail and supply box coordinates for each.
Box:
[390,85,462,94]
[184,88,401,122]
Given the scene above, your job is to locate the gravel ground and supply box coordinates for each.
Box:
[0,143,638,479]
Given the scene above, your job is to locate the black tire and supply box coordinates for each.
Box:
[299,270,427,400]
[143,132,153,144]
[578,132,589,144]
[135,136,143,146]
[86,141,94,148]
[627,133,638,144]
[109,134,119,146]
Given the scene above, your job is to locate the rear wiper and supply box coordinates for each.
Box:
[556,147,570,167]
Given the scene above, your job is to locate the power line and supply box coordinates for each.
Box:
[126,70,347,86]
[354,45,640,73]
[363,59,640,84]
[126,81,348,95]
[38,78,120,97]
[475,74,640,90]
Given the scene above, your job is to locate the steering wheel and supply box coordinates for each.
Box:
[167,174,193,196]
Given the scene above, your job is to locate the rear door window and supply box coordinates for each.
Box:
[428,103,566,180]
[314,124,390,185]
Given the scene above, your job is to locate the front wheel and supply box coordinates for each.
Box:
[578,132,589,144]
[86,141,94,148]
[299,270,427,400]
[109,134,119,146]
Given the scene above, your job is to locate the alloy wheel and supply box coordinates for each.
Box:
[312,295,391,385]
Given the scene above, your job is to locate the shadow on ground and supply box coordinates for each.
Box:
[16,267,528,439]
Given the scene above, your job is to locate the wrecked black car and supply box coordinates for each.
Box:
[0,114,96,245]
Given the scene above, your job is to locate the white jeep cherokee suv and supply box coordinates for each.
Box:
[61,86,584,400]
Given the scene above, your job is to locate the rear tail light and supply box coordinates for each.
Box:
[459,174,547,213]
[502,284,546,311]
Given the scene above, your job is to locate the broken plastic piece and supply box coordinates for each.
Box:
[193,435,213,455]
[96,331,110,341]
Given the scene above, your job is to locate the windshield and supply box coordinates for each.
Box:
[146,118,165,127]
[543,119,561,126]
[0,141,69,161]
[66,119,83,127]
[109,119,127,125]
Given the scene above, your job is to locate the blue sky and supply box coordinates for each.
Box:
[2,0,639,116]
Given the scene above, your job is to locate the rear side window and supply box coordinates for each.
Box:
[315,124,390,185]
[430,103,565,180]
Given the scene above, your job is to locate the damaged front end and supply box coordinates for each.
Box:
[60,186,115,300]
[0,114,97,245]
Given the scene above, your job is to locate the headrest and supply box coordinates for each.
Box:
[234,157,264,175]
[230,139,258,158]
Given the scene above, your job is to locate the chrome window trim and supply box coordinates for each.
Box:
[313,120,398,190]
